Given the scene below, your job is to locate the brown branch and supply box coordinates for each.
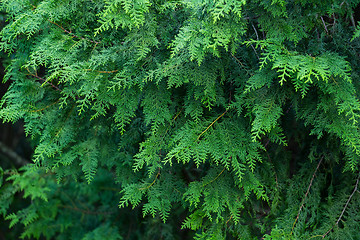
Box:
[231,52,247,69]
[34,75,62,91]
[196,107,230,142]
[139,168,161,191]
[230,52,254,76]
[197,109,228,140]
[322,171,360,238]
[30,4,99,44]
[48,20,100,45]
[29,100,60,113]
[291,156,323,235]
[202,167,226,188]
[59,190,114,215]
[226,215,233,225]
[26,68,62,92]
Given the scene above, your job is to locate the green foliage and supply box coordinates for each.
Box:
[1,0,360,239]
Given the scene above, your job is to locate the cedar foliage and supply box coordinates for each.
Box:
[1,0,360,239]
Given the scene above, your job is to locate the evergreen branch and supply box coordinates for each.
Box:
[291,156,323,235]
[322,171,360,238]
[2,1,360,238]
[33,105,75,165]
[165,109,228,166]
[47,20,100,45]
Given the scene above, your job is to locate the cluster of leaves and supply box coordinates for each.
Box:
[1,0,360,239]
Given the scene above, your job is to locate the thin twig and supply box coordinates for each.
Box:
[26,68,62,92]
[197,110,228,140]
[251,44,260,61]
[291,156,324,235]
[230,52,254,76]
[230,52,246,68]
[322,171,360,238]
[139,169,161,191]
[350,14,356,29]
[29,100,60,113]
[33,75,62,91]
[226,215,233,225]
[320,16,329,34]
[48,20,100,45]
[30,4,100,44]
[252,23,259,41]
[202,167,226,187]
[0,141,30,165]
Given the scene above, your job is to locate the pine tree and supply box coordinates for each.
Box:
[1,0,360,239]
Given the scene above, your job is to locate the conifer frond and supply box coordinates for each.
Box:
[1,0,360,239]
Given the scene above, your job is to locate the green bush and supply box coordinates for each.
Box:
[1,0,360,239]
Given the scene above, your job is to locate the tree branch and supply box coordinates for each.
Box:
[26,68,62,92]
[322,171,360,238]
[291,156,323,234]
[48,20,100,45]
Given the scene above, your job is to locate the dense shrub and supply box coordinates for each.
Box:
[1,0,360,239]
